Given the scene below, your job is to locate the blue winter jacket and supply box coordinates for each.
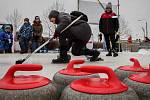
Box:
[19,23,32,39]
[0,31,6,50]
[4,31,13,50]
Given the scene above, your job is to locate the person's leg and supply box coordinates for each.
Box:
[110,34,118,57]
[104,34,112,56]
[19,37,26,53]
[71,39,100,61]
[31,39,37,52]
[8,44,12,53]
[24,39,29,53]
[52,32,71,63]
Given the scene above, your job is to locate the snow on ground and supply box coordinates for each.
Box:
[0,52,149,80]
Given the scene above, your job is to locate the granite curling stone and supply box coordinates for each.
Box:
[123,64,150,100]
[115,58,148,81]
[0,64,58,100]
[60,66,139,100]
[52,59,100,98]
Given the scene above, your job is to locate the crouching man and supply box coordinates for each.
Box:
[49,10,102,64]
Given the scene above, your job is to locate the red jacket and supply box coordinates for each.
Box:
[99,12,119,34]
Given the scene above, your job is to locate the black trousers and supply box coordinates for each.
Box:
[59,30,94,58]
[104,33,116,51]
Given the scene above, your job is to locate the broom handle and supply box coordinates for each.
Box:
[61,15,83,33]
[23,15,83,62]
[24,37,54,60]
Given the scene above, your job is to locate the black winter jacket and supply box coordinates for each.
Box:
[99,12,119,34]
[55,12,91,42]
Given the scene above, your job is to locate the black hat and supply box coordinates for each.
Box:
[48,10,59,19]
[24,18,29,22]
[35,16,40,20]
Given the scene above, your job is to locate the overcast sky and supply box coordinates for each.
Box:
[0,0,150,39]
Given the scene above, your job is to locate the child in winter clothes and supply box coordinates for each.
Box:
[4,25,13,53]
[0,30,6,53]
[19,18,32,53]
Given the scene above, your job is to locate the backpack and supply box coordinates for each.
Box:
[70,11,88,22]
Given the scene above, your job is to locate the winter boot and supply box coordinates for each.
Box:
[52,54,71,64]
[106,50,112,56]
[112,49,118,57]
[90,50,100,62]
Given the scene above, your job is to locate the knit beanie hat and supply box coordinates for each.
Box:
[106,2,112,9]
[48,10,59,19]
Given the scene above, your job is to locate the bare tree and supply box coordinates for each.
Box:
[51,0,65,12]
[5,9,22,32]
[42,0,65,36]
[5,9,22,52]
[118,17,132,39]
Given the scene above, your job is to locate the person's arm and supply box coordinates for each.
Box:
[19,25,24,34]
[99,15,103,33]
[55,13,71,34]
[113,13,119,32]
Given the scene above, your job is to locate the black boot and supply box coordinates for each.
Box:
[106,50,112,56]
[52,54,71,64]
[52,50,71,64]
[90,50,100,62]
[112,49,118,57]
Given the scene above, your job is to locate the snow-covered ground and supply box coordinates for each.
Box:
[0,51,149,80]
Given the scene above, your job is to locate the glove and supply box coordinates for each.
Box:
[53,32,59,39]
[99,34,102,41]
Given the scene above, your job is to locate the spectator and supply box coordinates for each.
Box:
[18,18,32,53]
[128,35,132,44]
[31,16,43,52]
[4,25,13,53]
[99,2,119,57]
[0,30,5,53]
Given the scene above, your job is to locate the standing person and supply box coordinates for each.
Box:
[0,30,6,53]
[48,10,101,64]
[18,18,32,53]
[99,2,119,57]
[32,16,43,52]
[4,25,13,53]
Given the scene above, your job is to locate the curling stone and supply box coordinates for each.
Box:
[115,58,148,81]
[52,59,99,98]
[123,65,150,100]
[0,64,58,100]
[60,66,139,100]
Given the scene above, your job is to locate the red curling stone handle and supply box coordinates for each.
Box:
[80,66,120,83]
[130,58,142,68]
[2,64,42,80]
[66,59,84,70]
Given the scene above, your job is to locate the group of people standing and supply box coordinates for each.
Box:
[18,16,43,53]
[0,2,119,64]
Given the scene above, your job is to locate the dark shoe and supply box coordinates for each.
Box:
[106,52,112,56]
[112,49,118,57]
[90,51,100,62]
[52,55,71,64]
[113,52,118,57]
